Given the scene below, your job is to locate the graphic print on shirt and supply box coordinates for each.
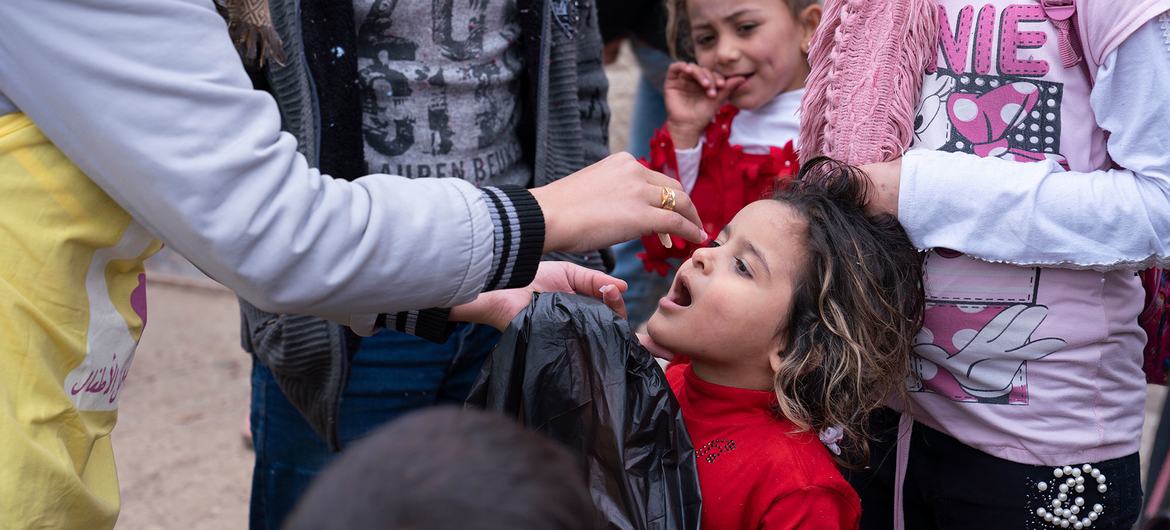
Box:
[356,0,525,185]
[907,251,1067,404]
[697,439,737,464]
[63,221,156,411]
[907,3,1071,405]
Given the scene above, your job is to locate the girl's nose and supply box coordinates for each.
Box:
[717,42,741,64]
[690,247,711,272]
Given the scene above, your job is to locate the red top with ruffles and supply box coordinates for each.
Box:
[639,105,799,276]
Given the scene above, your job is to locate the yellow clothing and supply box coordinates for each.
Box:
[0,113,160,528]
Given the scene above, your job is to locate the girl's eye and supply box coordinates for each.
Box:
[735,257,751,277]
[736,23,757,34]
[694,35,715,48]
[707,240,722,248]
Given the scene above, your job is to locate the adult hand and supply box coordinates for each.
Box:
[858,158,902,217]
[663,62,745,148]
[449,261,629,330]
[531,153,707,254]
[590,281,675,361]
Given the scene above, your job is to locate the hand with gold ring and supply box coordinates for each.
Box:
[657,186,676,249]
[529,152,705,254]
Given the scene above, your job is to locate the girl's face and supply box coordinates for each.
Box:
[686,0,818,110]
[647,201,808,380]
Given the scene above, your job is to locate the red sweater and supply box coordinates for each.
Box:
[666,363,860,530]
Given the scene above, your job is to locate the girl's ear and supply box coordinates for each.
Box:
[797,4,823,54]
[768,330,788,374]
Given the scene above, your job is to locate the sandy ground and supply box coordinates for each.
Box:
[112,46,1168,529]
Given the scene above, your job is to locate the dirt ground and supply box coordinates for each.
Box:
[112,46,1168,529]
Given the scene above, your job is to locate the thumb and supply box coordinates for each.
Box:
[599,284,627,319]
[564,264,629,298]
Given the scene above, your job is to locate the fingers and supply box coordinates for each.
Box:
[639,178,704,242]
[978,304,1032,340]
[676,63,725,98]
[561,262,629,298]
[599,284,627,319]
[651,208,706,244]
[628,164,705,242]
[666,61,691,80]
[716,76,747,104]
[637,333,675,361]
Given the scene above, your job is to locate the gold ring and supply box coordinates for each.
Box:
[659,186,676,212]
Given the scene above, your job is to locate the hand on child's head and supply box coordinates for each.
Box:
[857,158,902,217]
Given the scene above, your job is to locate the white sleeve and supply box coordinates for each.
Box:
[897,14,1170,271]
[0,0,500,320]
[675,138,704,194]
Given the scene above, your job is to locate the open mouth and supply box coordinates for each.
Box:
[667,276,693,308]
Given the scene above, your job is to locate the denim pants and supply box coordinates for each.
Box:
[248,323,500,530]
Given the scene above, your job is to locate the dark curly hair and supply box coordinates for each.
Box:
[769,156,924,468]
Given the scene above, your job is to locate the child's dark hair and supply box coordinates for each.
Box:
[770,156,924,468]
[666,0,820,60]
[285,407,597,530]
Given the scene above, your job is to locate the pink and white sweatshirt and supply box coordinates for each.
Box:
[899,1,1170,466]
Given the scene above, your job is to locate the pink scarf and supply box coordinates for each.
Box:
[798,0,938,166]
[797,2,938,528]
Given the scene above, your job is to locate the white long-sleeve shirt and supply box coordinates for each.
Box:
[0,0,536,322]
[900,13,1170,271]
[898,6,1170,468]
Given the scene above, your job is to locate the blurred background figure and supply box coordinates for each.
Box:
[284,407,596,530]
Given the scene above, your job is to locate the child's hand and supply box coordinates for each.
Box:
[664,62,746,149]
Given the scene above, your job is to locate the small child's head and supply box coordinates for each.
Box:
[647,157,924,464]
[666,0,822,110]
[285,407,596,530]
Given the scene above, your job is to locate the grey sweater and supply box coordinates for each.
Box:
[239,0,611,448]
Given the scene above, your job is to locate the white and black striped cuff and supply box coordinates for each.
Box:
[376,309,455,344]
[480,186,544,291]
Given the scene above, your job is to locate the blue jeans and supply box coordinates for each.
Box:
[248,323,500,530]
[626,42,670,161]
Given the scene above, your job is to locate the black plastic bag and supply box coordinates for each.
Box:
[467,293,702,530]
